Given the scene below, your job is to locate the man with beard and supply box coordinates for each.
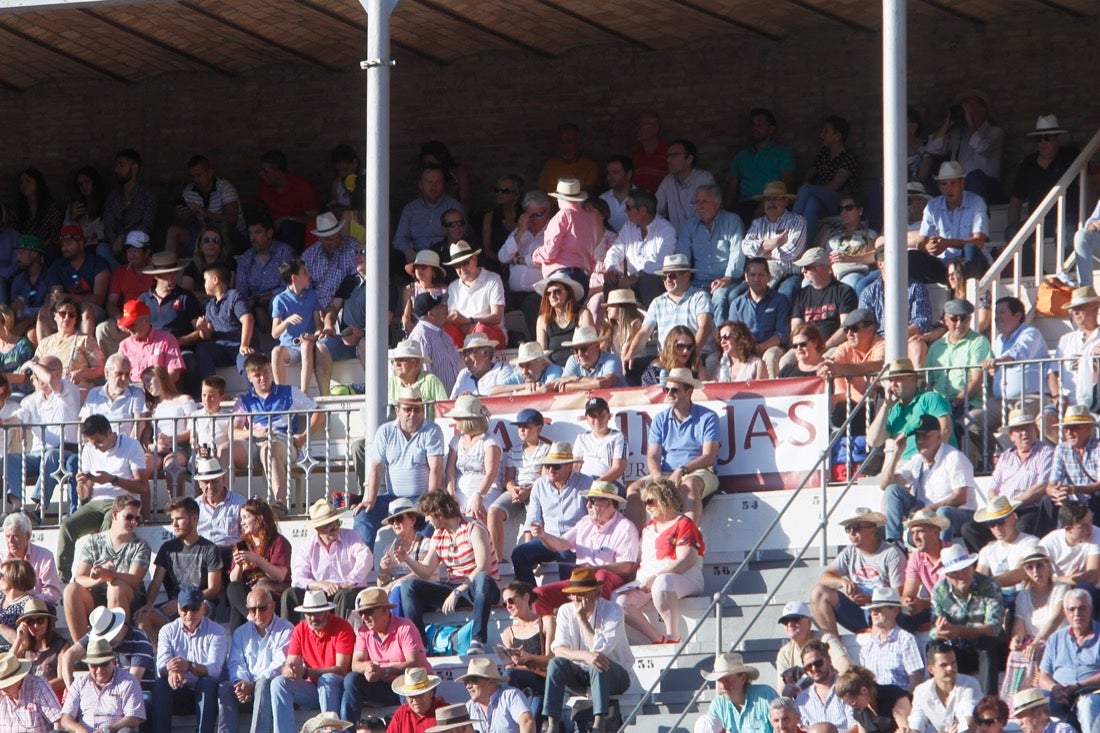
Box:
[102,149,157,259]
[725,109,797,227]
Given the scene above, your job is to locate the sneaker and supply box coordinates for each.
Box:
[21,505,41,527]
[271,501,289,518]
[466,640,486,655]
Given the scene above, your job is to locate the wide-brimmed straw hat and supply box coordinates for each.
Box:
[458,332,499,351]
[390,340,431,364]
[0,653,30,689]
[563,325,602,348]
[664,367,703,390]
[974,495,1019,523]
[905,507,950,531]
[1059,404,1097,427]
[549,178,587,202]
[1028,115,1067,136]
[581,481,627,504]
[88,606,127,642]
[863,587,903,610]
[541,441,575,465]
[934,161,966,181]
[143,251,187,275]
[656,253,694,275]
[702,652,760,682]
[82,638,117,665]
[384,497,421,524]
[15,599,54,624]
[301,713,355,733]
[443,240,481,266]
[839,507,886,528]
[1012,688,1050,717]
[354,587,396,612]
[307,499,344,529]
[534,272,584,302]
[754,181,796,200]
[192,457,227,482]
[404,250,446,277]
[311,212,344,237]
[1006,408,1038,429]
[882,358,918,379]
[906,181,932,200]
[455,656,509,683]
[394,386,429,406]
[448,394,489,419]
[425,704,475,732]
[606,289,643,309]
[293,589,337,613]
[391,667,442,697]
[510,341,552,365]
[1068,286,1100,309]
[940,544,978,573]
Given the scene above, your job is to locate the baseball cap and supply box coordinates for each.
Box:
[511,409,544,426]
[117,300,151,330]
[124,231,150,249]
[413,291,446,319]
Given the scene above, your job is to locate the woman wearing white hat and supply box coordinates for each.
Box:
[445,395,503,520]
[400,250,447,334]
[534,272,592,367]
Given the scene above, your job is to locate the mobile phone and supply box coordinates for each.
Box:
[236,540,249,552]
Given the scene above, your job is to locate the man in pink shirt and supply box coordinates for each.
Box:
[533,178,599,301]
[901,508,950,629]
[340,587,431,721]
[530,481,639,614]
[116,300,186,386]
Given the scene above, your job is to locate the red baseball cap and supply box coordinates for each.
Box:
[60,224,86,242]
[117,300,151,330]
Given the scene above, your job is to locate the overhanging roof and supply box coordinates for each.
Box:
[0,0,1091,90]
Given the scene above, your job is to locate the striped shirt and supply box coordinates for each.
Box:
[0,673,63,732]
[61,666,145,727]
[431,519,500,583]
[407,320,462,395]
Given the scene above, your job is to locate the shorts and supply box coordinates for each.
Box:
[90,582,147,611]
[665,467,719,499]
[276,344,303,364]
[489,490,527,515]
[247,435,302,466]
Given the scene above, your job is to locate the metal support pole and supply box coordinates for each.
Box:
[714,593,723,654]
[882,0,908,360]
[361,0,398,445]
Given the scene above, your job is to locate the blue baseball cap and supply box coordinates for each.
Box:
[512,409,544,426]
[178,585,204,610]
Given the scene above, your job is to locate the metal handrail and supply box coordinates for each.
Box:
[980,128,1100,292]
[618,366,888,731]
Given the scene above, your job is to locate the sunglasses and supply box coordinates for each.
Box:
[718,333,733,341]
[464,676,486,684]
[674,342,694,351]
[804,658,828,670]
[843,325,862,333]
[584,497,607,506]
[661,387,682,396]
[643,498,657,507]
[502,596,519,605]
[839,203,858,211]
[180,605,202,613]
[945,314,968,322]
[663,272,684,281]
[122,514,142,524]
[846,524,870,533]
[546,288,566,296]
[985,517,1007,528]
[25,617,48,627]
[55,310,77,318]
[976,718,1001,726]
[545,464,568,472]
[792,341,809,349]
[246,604,272,613]
[201,236,222,244]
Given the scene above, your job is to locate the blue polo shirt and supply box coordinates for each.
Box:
[271,287,319,346]
[139,286,202,340]
[205,288,249,342]
[236,383,315,435]
[650,403,720,472]
[561,351,623,380]
[1041,620,1100,686]
[728,288,791,346]
[369,419,446,499]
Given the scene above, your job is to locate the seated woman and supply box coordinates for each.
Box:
[1009,547,1067,664]
[9,598,67,695]
[819,194,878,289]
[180,226,236,301]
[641,325,703,387]
[400,250,447,334]
[376,498,432,614]
[445,395,503,522]
[604,289,648,385]
[141,366,198,501]
[778,324,827,378]
[945,258,991,334]
[794,116,860,242]
[498,581,554,719]
[0,306,33,394]
[710,321,764,382]
[836,664,913,733]
[32,296,104,388]
[0,559,36,652]
[226,498,291,629]
[614,478,705,644]
[534,272,593,367]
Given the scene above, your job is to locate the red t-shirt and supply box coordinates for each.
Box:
[259,172,320,221]
[288,615,355,681]
[388,698,450,733]
[109,265,155,301]
[631,139,670,192]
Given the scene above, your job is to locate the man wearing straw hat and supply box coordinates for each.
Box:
[1011,687,1076,733]
[533,178,599,301]
[387,340,448,415]
[1049,286,1100,410]
[542,566,633,733]
[340,587,430,723]
[444,240,506,349]
[970,409,1053,541]
[0,650,61,731]
[456,656,534,733]
[388,667,447,733]
[354,386,445,551]
[970,496,1038,603]
[699,651,775,733]
[1037,587,1100,731]
[511,442,592,586]
[284,499,372,623]
[58,638,144,733]
[425,703,476,733]
[930,545,1003,693]
[925,89,1003,201]
[899,508,952,623]
[811,507,905,636]
[299,712,355,733]
[218,587,293,733]
[623,253,714,366]
[450,332,518,398]
[1044,404,1100,520]
[529,480,639,615]
[553,325,623,392]
[488,341,562,395]
[859,587,924,691]
[741,180,808,305]
[916,161,990,277]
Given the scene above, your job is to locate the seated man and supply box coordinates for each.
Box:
[551,325,623,392]
[788,247,857,353]
[625,368,718,529]
[542,566,633,733]
[387,340,447,410]
[340,587,431,723]
[724,108,796,224]
[529,481,639,615]
[168,154,246,255]
[44,225,110,337]
[916,161,990,279]
[727,256,791,378]
[970,496,1038,603]
[740,181,807,304]
[498,190,553,332]
[880,414,977,543]
[602,188,677,307]
[96,230,154,356]
[393,165,464,266]
[271,589,355,733]
[59,637,145,733]
[1048,287,1100,410]
[397,491,501,655]
[60,605,154,696]
[1038,500,1100,589]
[924,91,1003,200]
[795,639,856,730]
[982,296,1047,418]
[908,640,981,733]
[117,299,186,386]
[1038,587,1100,731]
[0,513,61,607]
[407,291,462,396]
[774,601,850,694]
[444,240,506,348]
[194,457,246,571]
[80,354,147,438]
[353,386,444,551]
[699,651,775,733]
[1012,686,1078,733]
[387,668,447,733]
[232,353,322,516]
[56,414,149,581]
[622,253,713,368]
[0,653,61,731]
[237,213,294,340]
[930,545,1003,693]
[321,245,367,366]
[137,497,223,648]
[283,499,372,623]
[270,258,333,396]
[656,138,716,234]
[1044,405,1100,525]
[676,183,746,323]
[510,442,591,586]
[859,587,924,691]
[137,253,203,361]
[63,495,150,641]
[450,332,518,397]
[489,341,562,396]
[810,507,905,635]
[302,213,358,312]
[818,308,885,435]
[151,585,228,733]
[217,587,294,733]
[857,244,937,366]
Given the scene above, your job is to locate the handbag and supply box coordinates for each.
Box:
[1036,275,1074,317]
[999,648,1038,714]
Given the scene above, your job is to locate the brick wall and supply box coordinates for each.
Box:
[0,8,1093,237]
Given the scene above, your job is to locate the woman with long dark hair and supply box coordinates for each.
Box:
[15,168,63,252]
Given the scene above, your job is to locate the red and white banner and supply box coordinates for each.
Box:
[435,377,830,492]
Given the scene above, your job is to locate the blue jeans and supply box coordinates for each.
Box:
[793,184,841,242]
[217,677,273,733]
[508,668,546,717]
[321,335,362,362]
[271,674,344,733]
[5,447,78,511]
[774,273,802,305]
[340,671,399,723]
[511,539,575,586]
[153,675,220,733]
[1051,688,1100,733]
[352,492,396,552]
[883,483,974,543]
[398,572,500,644]
[704,280,749,324]
[542,656,629,719]
[1075,226,1100,287]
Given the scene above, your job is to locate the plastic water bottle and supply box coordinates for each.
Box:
[718,355,732,382]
